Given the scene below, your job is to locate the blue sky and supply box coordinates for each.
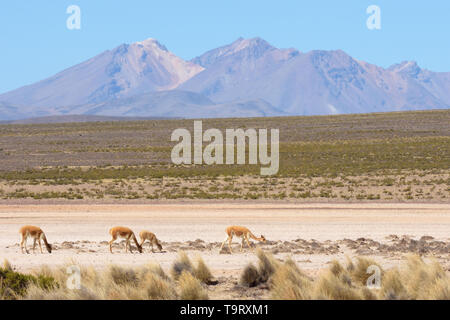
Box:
[1,1,449,94]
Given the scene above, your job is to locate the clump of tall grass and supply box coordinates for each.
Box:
[240,264,260,288]
[171,251,214,284]
[2,254,214,300]
[22,262,176,300]
[171,251,194,280]
[0,260,57,300]
[194,256,214,284]
[178,271,209,300]
[380,255,450,300]
[270,254,449,300]
[107,265,138,286]
[240,249,279,287]
[2,259,13,271]
[25,252,212,300]
[270,258,313,299]
[142,272,177,300]
[346,257,383,286]
[170,252,211,299]
[270,257,380,300]
[257,249,278,283]
[312,268,363,300]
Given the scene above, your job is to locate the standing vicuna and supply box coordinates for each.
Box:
[109,226,143,253]
[19,225,52,254]
[220,226,266,254]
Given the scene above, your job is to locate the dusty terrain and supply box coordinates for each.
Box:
[0,110,448,202]
[1,203,449,299]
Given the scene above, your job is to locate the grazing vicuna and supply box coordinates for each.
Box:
[20,225,52,254]
[220,226,266,254]
[108,226,142,253]
[139,231,163,253]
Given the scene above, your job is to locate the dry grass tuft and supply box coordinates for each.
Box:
[178,271,209,300]
[240,264,260,287]
[348,257,383,286]
[107,265,138,286]
[171,251,194,280]
[3,253,448,300]
[142,263,170,281]
[270,255,449,300]
[239,249,279,287]
[329,259,345,277]
[256,249,279,283]
[194,256,214,284]
[141,272,177,300]
[313,270,362,300]
[2,259,13,271]
[4,255,214,300]
[23,263,177,300]
[3,254,209,300]
[380,255,450,300]
[270,258,313,299]
[171,252,215,285]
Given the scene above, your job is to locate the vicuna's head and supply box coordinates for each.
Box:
[260,235,266,243]
[156,240,163,252]
[46,243,52,253]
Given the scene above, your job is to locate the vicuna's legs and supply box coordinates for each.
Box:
[38,236,43,254]
[228,236,233,253]
[126,234,134,253]
[32,238,37,253]
[139,239,153,253]
[220,237,227,251]
[21,235,29,254]
[109,234,117,253]
[245,233,252,249]
[142,241,153,253]
[221,234,233,253]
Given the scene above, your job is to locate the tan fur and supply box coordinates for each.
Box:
[220,226,266,254]
[139,231,163,253]
[108,226,142,254]
[19,225,52,254]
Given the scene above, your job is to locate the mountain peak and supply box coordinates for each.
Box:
[388,61,421,77]
[0,37,204,107]
[226,37,275,56]
[191,37,275,68]
[134,38,168,52]
[231,37,273,50]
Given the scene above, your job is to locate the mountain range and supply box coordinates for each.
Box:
[1,37,449,120]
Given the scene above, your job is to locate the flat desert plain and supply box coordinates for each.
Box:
[1,203,449,299]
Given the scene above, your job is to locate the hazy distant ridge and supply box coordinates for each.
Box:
[0,37,449,120]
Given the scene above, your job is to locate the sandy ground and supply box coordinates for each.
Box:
[1,203,449,298]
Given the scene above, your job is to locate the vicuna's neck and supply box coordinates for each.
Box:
[132,233,142,249]
[250,233,263,241]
